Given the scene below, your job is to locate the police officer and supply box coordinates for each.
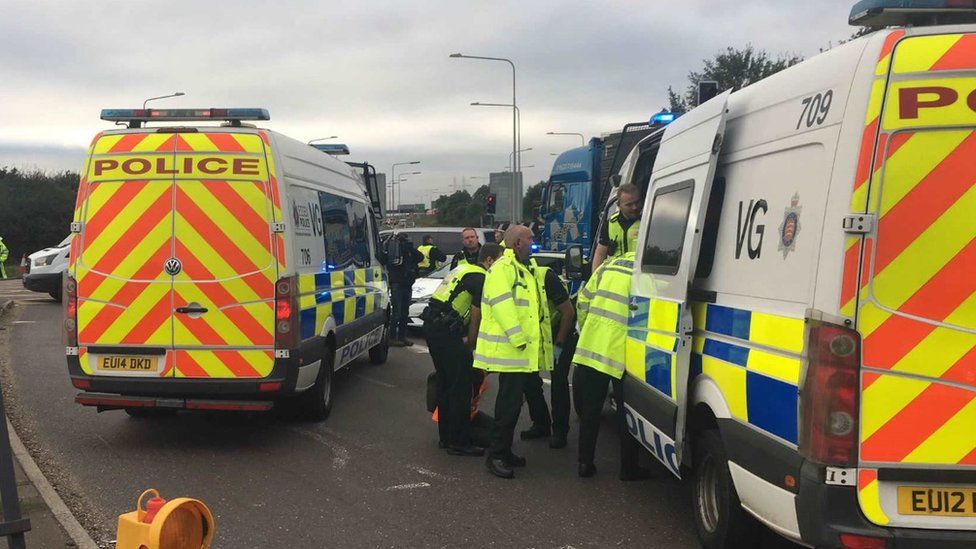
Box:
[572,251,649,480]
[386,233,423,347]
[451,227,482,269]
[0,236,7,279]
[417,235,447,277]
[425,243,503,456]
[520,260,575,449]
[475,225,551,479]
[592,183,643,272]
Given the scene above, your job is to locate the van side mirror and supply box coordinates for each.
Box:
[565,245,585,281]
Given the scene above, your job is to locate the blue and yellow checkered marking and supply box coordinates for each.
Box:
[689,303,806,445]
[298,267,387,340]
[626,296,682,399]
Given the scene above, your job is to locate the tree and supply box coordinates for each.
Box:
[0,167,79,270]
[431,184,491,227]
[669,45,803,112]
[522,181,546,221]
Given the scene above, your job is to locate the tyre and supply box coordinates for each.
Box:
[300,346,334,421]
[368,323,390,365]
[692,429,760,549]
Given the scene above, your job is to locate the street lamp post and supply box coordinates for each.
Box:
[450,52,519,221]
[546,131,585,147]
[397,171,421,211]
[142,92,185,109]
[391,161,420,212]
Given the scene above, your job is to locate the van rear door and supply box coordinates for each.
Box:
[169,132,279,379]
[76,132,179,377]
[855,32,976,531]
[624,90,731,478]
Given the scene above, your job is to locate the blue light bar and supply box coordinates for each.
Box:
[531,243,542,252]
[100,108,270,123]
[311,144,351,155]
[850,0,976,26]
[650,111,677,125]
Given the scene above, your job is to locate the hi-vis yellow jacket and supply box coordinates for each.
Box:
[473,249,551,373]
[573,252,634,379]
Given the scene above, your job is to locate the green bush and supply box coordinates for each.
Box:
[0,167,79,262]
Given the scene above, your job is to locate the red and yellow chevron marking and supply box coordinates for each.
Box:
[838,33,976,475]
[258,131,286,271]
[892,33,976,74]
[862,372,976,465]
[857,469,890,526]
[75,131,279,380]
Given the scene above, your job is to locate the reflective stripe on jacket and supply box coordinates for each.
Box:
[473,249,551,373]
[607,212,640,257]
[573,252,634,379]
[430,263,486,325]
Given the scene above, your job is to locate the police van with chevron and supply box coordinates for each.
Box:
[563,2,976,547]
[64,107,389,420]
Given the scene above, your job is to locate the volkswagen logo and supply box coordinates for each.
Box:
[163,257,182,276]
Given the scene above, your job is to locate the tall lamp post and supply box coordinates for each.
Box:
[546,131,585,147]
[142,91,185,109]
[450,52,520,221]
[391,161,420,212]
[397,172,421,211]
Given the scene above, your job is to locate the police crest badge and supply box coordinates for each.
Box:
[778,193,801,259]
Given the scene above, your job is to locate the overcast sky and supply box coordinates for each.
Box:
[1,1,855,205]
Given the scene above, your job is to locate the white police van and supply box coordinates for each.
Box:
[571,2,976,547]
[66,108,389,420]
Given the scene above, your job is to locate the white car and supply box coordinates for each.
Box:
[22,235,70,301]
[406,250,574,330]
[407,263,451,329]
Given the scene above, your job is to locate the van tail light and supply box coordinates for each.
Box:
[799,318,861,466]
[63,274,78,346]
[274,275,300,350]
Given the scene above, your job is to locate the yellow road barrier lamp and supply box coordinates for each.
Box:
[117,489,215,549]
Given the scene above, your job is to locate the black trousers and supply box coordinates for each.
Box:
[572,365,641,474]
[488,372,535,459]
[427,329,474,447]
[524,332,577,436]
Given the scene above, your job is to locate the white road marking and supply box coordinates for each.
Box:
[291,428,350,470]
[384,482,430,491]
[10,320,36,324]
[542,378,551,385]
[409,344,429,354]
[354,374,395,388]
[409,465,456,481]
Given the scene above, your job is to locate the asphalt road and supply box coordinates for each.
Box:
[0,280,799,548]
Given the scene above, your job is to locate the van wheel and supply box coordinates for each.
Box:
[300,346,334,421]
[368,324,389,365]
[692,430,759,549]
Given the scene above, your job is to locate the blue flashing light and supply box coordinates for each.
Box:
[850,0,976,26]
[650,111,677,126]
[530,243,542,252]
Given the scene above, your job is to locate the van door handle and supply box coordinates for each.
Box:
[176,306,208,314]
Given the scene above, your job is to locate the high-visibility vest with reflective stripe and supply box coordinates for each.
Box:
[573,252,634,379]
[473,249,552,373]
[417,244,439,269]
[430,263,486,325]
[531,262,565,337]
[607,212,640,257]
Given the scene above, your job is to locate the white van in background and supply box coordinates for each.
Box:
[23,235,70,301]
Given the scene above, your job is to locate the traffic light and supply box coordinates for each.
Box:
[485,193,496,214]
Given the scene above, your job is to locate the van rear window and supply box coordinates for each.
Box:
[641,182,694,275]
